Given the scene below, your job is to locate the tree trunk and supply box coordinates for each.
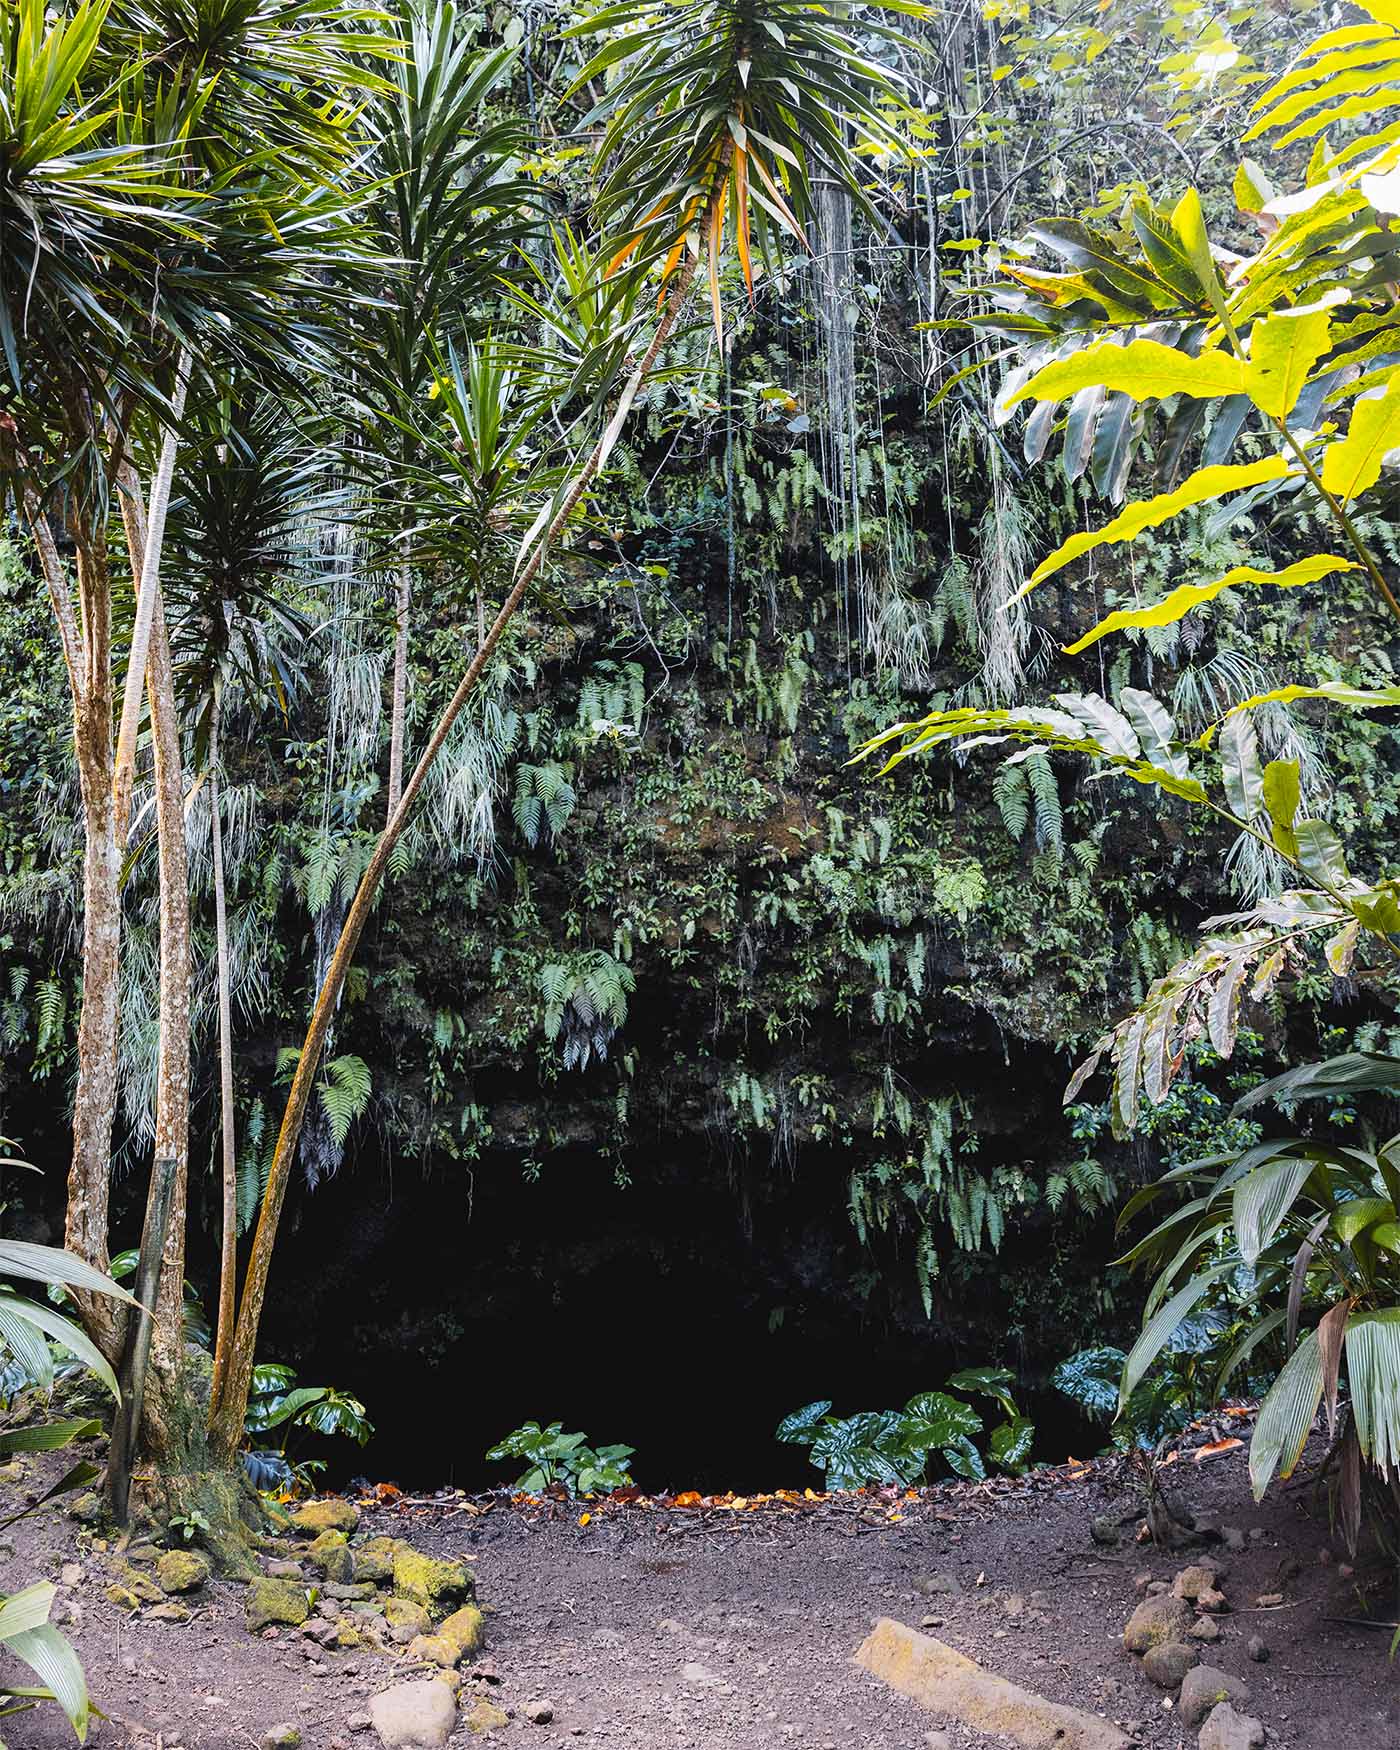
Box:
[24,501,126,1362]
[386,548,411,819]
[114,460,193,1460]
[208,697,241,1416]
[206,244,704,1463]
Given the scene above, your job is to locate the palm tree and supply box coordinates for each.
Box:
[0,0,384,1469]
[207,0,915,1460]
[164,390,321,1414]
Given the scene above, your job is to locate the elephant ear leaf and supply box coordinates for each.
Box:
[775,1401,832,1443]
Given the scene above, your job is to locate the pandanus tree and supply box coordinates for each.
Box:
[163,391,320,1404]
[0,0,381,1492]
[204,0,919,1462]
[355,0,532,819]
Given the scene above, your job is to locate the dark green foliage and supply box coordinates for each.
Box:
[776,1371,1033,1488]
[485,1421,636,1496]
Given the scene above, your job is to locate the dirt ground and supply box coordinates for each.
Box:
[5,1423,1398,1750]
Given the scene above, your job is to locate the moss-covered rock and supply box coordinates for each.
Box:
[107,1560,162,1603]
[464,1698,509,1734]
[392,1546,473,1610]
[290,1498,359,1535]
[156,1549,211,1594]
[384,1596,432,1636]
[439,1605,485,1656]
[352,1535,401,1583]
[330,1618,364,1649]
[246,1577,311,1631]
[106,1584,145,1612]
[68,1491,104,1525]
[407,1633,461,1668]
[306,1529,353,1582]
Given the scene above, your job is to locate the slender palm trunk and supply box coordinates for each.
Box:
[386,547,411,818]
[115,460,192,1451]
[209,698,240,1406]
[15,488,126,1362]
[207,244,705,1461]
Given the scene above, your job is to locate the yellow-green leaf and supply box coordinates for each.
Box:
[1320,369,1400,500]
[1025,456,1295,592]
[1244,307,1334,417]
[1061,555,1357,653]
[1007,338,1245,410]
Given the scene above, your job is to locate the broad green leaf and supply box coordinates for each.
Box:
[1025,457,1295,591]
[1061,557,1357,655]
[1295,818,1351,889]
[0,1295,119,1398]
[1233,158,1275,213]
[0,1241,134,1302]
[1262,759,1301,854]
[901,1391,983,1447]
[944,1365,1017,1412]
[3,1622,88,1741]
[0,1582,55,1641]
[1250,1327,1323,1498]
[1171,188,1231,331]
[1232,1053,1400,1115]
[988,1417,1035,1472]
[1007,338,1244,410]
[1120,1262,1236,1410]
[1220,711,1264,821]
[1232,1157,1316,1264]
[0,1418,100,1457]
[775,1401,832,1443]
[1320,369,1400,500]
[1332,1197,1394,1246]
[1118,690,1188,777]
[1214,682,1400,723]
[1243,306,1334,417]
[1344,1308,1400,1477]
[939,1433,986,1480]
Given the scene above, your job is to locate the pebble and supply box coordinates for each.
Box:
[919,1615,944,1630]
[1246,1635,1269,1663]
[524,1700,555,1725]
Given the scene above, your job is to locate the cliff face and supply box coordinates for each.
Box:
[2,288,1394,1485]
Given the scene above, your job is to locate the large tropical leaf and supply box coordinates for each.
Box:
[1233,1052,1400,1114]
[1344,1308,1400,1477]
[1250,1327,1323,1498]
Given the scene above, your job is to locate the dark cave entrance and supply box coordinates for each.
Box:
[254,1142,1097,1493]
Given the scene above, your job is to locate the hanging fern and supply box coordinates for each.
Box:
[318,1055,372,1149]
[992,763,1029,842]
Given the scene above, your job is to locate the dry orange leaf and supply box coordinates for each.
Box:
[673,1491,703,1508]
[1194,1437,1244,1461]
[578,1512,591,1527]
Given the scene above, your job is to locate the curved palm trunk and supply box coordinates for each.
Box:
[209,697,240,1404]
[207,245,705,1459]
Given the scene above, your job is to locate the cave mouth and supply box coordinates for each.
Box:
[254,1148,1097,1493]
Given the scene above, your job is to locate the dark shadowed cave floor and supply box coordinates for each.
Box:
[6,1428,1398,1750]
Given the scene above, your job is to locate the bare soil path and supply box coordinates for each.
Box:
[7,1432,1397,1750]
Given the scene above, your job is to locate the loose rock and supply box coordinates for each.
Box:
[1246,1635,1269,1663]
[523,1700,554,1725]
[391,1546,473,1611]
[1123,1594,1194,1653]
[1197,1703,1266,1750]
[405,1633,461,1669]
[1142,1641,1198,1690]
[261,1727,302,1750]
[246,1578,311,1632]
[1179,1666,1251,1728]
[156,1549,210,1594]
[439,1604,485,1656]
[1188,1617,1222,1643]
[463,1698,510,1735]
[368,1680,458,1749]
[291,1499,360,1535]
[913,1572,961,1597]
